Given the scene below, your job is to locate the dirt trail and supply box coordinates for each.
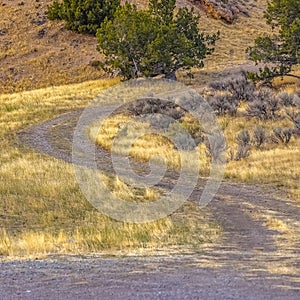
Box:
[7,107,300,299]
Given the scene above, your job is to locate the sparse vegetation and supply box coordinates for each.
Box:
[0,0,271,93]
[235,129,251,160]
[278,91,297,107]
[272,127,293,145]
[252,126,268,148]
[207,94,238,116]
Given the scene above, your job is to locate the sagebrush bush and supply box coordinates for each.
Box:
[286,108,300,131]
[126,98,184,120]
[207,93,238,116]
[292,114,300,135]
[235,129,251,160]
[246,88,280,120]
[272,127,293,145]
[204,134,226,162]
[209,73,255,102]
[252,126,268,148]
[277,92,296,107]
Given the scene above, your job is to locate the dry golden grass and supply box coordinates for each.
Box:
[92,117,180,169]
[1,0,299,260]
[0,79,220,258]
[93,91,300,202]
[225,140,300,200]
[265,216,290,233]
[223,98,300,200]
[90,113,211,175]
[200,0,269,67]
[98,173,162,203]
[272,67,300,93]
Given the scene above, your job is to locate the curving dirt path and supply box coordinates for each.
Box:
[5,107,300,299]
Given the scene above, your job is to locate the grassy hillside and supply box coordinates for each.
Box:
[0,0,270,93]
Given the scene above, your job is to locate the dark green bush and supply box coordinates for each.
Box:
[47,0,120,35]
[96,0,219,79]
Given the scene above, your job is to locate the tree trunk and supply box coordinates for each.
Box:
[165,72,177,81]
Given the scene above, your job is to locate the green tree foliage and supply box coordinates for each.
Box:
[47,0,120,35]
[96,0,219,80]
[247,0,300,82]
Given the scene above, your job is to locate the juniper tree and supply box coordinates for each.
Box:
[47,0,120,34]
[96,0,219,80]
[247,0,300,82]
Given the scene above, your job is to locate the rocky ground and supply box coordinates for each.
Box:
[190,0,251,23]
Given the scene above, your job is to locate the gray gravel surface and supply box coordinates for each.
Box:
[1,253,299,300]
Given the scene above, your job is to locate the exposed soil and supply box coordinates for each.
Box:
[8,106,300,299]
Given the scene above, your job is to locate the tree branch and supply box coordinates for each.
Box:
[282,73,300,79]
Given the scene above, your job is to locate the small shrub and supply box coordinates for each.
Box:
[126,98,184,120]
[285,108,300,135]
[204,134,226,162]
[246,88,280,120]
[166,121,202,150]
[235,129,251,160]
[277,92,296,107]
[293,114,300,135]
[209,73,255,102]
[227,147,235,161]
[294,94,300,107]
[89,60,101,68]
[207,93,238,116]
[237,129,250,146]
[227,73,255,102]
[247,99,266,119]
[173,131,196,151]
[252,126,268,148]
[47,0,120,35]
[47,1,62,20]
[181,118,204,141]
[272,127,293,145]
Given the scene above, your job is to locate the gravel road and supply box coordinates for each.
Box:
[1,253,299,300]
[5,106,299,299]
